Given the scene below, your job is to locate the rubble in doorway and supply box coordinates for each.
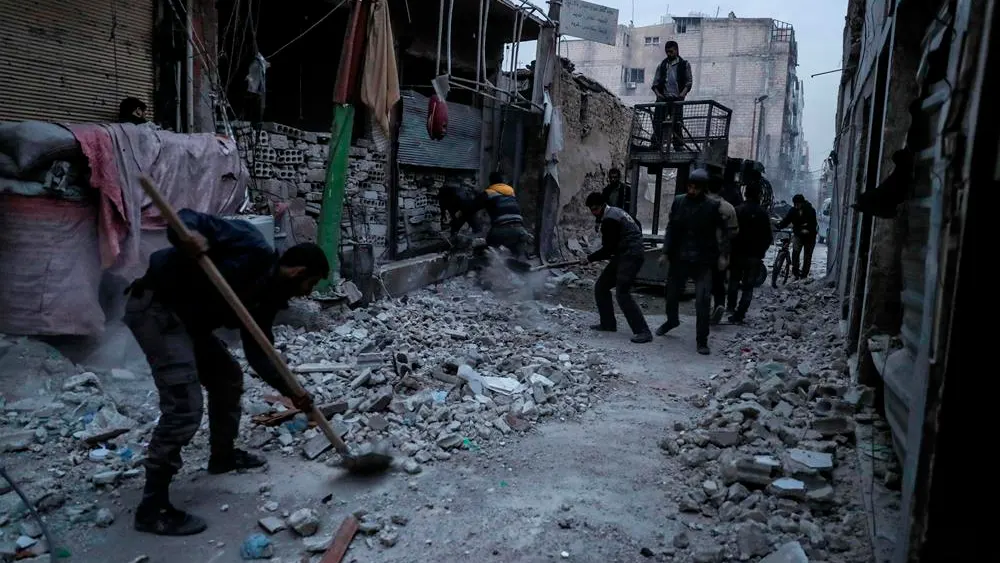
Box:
[654,279,901,562]
[0,270,615,558]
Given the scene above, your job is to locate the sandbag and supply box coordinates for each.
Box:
[0,121,80,174]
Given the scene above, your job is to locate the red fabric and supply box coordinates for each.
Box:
[67,124,130,269]
[427,95,448,140]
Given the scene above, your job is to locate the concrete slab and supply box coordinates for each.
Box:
[378,252,469,296]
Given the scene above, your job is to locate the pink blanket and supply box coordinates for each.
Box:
[68,124,130,270]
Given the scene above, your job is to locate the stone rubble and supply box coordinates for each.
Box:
[654,278,896,562]
[0,272,613,560]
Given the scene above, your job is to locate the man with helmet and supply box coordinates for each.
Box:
[657,167,728,355]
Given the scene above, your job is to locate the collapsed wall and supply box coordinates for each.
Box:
[550,61,633,249]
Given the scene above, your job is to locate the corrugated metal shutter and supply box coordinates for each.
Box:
[0,0,154,123]
[882,12,953,463]
[397,90,481,170]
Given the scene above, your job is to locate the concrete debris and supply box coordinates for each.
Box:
[654,280,887,562]
[287,508,320,536]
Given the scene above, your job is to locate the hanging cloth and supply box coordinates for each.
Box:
[361,0,401,139]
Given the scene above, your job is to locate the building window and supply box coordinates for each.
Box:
[625,68,645,83]
[644,36,659,45]
[675,21,687,33]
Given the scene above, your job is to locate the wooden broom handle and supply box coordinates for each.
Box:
[138,176,350,455]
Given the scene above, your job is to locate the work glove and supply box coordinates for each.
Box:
[658,255,669,269]
[291,392,314,413]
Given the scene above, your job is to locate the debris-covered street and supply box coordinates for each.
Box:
[1,244,899,562]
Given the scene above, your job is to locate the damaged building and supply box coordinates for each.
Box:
[0,0,636,336]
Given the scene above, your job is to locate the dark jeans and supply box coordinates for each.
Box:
[727,256,758,318]
[653,96,684,149]
[712,266,728,311]
[487,223,530,261]
[124,291,244,490]
[792,235,817,277]
[595,255,651,335]
[665,260,713,345]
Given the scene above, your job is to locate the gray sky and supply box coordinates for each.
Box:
[521,0,846,172]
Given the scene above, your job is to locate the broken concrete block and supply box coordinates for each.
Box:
[258,516,286,534]
[788,449,834,472]
[769,477,807,500]
[760,541,809,563]
[287,508,320,537]
[359,388,394,413]
[436,434,463,449]
[736,522,771,558]
[812,416,856,437]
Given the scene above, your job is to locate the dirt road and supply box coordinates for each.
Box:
[65,313,735,563]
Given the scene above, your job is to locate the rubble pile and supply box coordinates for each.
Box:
[656,280,880,563]
[248,276,617,470]
[0,275,616,559]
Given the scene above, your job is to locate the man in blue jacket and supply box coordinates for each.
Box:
[124,210,328,536]
[581,192,652,343]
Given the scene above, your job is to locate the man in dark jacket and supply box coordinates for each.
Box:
[467,171,530,260]
[727,182,773,323]
[439,182,481,238]
[601,167,629,211]
[651,41,693,151]
[581,193,652,343]
[656,168,726,355]
[776,193,819,278]
[124,210,327,536]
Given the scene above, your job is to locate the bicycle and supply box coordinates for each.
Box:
[771,229,794,288]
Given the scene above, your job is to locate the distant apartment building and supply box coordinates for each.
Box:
[561,13,808,200]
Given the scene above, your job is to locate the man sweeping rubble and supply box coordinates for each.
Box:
[581,192,653,344]
[123,209,328,536]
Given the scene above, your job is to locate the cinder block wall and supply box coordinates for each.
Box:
[235,122,473,262]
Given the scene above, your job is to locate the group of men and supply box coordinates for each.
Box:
[585,167,775,355]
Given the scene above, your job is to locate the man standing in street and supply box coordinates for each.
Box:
[706,176,739,323]
[582,193,652,344]
[776,194,819,278]
[727,182,773,323]
[657,168,726,355]
[651,41,693,151]
[124,209,326,536]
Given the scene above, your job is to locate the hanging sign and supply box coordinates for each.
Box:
[561,0,619,46]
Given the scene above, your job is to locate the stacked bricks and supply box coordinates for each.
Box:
[234,121,477,262]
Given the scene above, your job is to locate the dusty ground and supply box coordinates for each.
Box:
[5,242,898,563]
[59,310,731,563]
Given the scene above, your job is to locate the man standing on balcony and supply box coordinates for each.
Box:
[651,41,693,151]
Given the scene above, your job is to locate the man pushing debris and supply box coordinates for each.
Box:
[463,171,530,260]
[581,192,653,343]
[124,209,328,536]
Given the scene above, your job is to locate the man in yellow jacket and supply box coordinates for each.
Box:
[465,172,531,260]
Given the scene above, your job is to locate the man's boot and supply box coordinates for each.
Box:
[208,446,267,475]
[134,475,207,536]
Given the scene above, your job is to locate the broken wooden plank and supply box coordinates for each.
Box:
[252,401,351,427]
[320,515,359,563]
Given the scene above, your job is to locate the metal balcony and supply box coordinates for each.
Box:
[628,100,732,169]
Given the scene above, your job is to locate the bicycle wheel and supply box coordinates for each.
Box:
[771,253,786,288]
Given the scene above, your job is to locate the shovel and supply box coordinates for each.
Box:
[137,176,392,474]
[506,258,581,273]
